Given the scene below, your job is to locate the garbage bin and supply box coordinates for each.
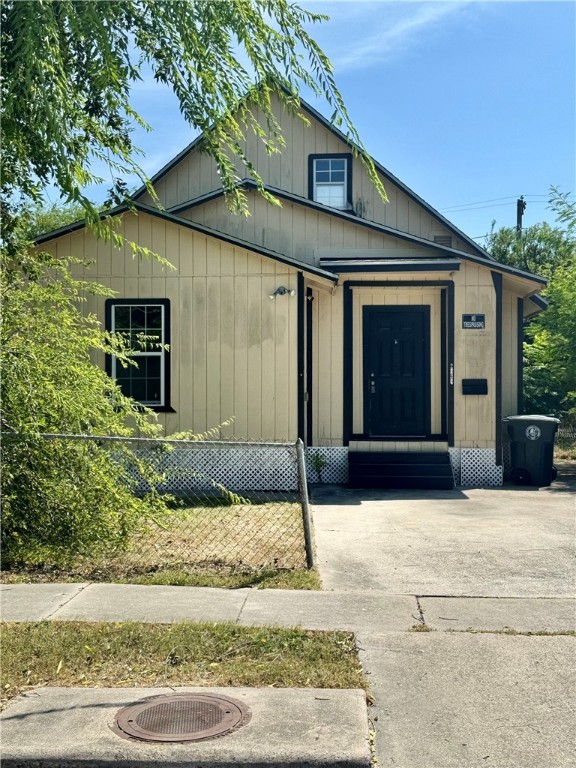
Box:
[503,415,560,486]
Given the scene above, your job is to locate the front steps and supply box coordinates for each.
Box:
[348,451,454,490]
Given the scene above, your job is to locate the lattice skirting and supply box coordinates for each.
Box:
[128,445,501,492]
[305,447,349,484]
[131,445,300,493]
[128,445,349,494]
[452,448,504,487]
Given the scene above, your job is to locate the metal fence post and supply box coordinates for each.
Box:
[296,438,315,569]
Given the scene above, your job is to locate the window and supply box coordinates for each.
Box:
[308,153,352,210]
[105,299,171,410]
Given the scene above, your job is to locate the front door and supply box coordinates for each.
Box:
[363,306,430,436]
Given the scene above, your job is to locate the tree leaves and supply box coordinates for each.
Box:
[1,0,386,232]
[486,188,576,415]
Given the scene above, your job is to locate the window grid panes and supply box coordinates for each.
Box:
[111,304,165,406]
[313,158,347,209]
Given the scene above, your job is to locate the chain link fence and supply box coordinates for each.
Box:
[1,434,314,579]
[556,419,576,458]
[557,420,576,444]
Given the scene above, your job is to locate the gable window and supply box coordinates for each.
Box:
[105,299,171,410]
[308,153,352,210]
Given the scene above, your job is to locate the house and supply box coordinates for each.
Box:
[35,93,547,488]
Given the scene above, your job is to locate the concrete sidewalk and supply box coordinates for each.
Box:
[2,582,575,767]
[1,581,575,633]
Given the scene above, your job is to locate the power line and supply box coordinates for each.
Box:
[440,195,518,211]
[439,193,572,213]
[443,201,517,212]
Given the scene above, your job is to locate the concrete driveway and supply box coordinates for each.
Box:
[310,462,576,768]
[311,463,576,597]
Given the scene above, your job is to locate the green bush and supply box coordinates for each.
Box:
[0,247,166,566]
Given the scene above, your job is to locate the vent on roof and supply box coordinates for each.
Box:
[434,235,453,248]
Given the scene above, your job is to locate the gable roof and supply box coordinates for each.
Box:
[168,180,547,287]
[132,92,492,262]
[297,97,492,261]
[33,201,339,284]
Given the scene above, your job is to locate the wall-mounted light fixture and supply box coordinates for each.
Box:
[269,286,296,300]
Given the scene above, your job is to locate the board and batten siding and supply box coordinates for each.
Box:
[311,284,344,447]
[452,261,496,448]
[37,211,299,441]
[502,289,520,418]
[179,192,436,268]
[140,93,472,251]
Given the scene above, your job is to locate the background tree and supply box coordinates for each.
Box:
[23,202,87,241]
[484,188,576,416]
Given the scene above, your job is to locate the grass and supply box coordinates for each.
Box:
[0,565,321,590]
[1,497,321,589]
[555,444,576,461]
[0,621,366,707]
[120,567,322,590]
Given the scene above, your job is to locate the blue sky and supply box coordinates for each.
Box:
[82,0,575,247]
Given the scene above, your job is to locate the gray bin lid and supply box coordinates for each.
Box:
[503,415,560,423]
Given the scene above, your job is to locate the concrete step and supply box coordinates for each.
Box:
[350,463,454,478]
[348,475,455,490]
[348,451,451,464]
[348,451,454,490]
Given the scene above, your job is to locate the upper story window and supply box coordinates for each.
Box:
[105,299,171,410]
[308,153,352,210]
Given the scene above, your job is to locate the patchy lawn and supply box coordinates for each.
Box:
[1,621,366,707]
[1,498,320,589]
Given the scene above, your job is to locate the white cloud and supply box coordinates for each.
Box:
[304,1,476,73]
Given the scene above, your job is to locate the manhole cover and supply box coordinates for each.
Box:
[114,693,251,743]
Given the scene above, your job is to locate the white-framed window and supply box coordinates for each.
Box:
[310,154,351,209]
[106,299,170,409]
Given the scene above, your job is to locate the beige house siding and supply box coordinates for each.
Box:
[178,192,438,267]
[311,285,344,447]
[38,211,299,441]
[452,262,496,448]
[38,210,535,454]
[140,94,474,252]
[502,290,520,418]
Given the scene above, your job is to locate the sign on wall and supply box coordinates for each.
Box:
[462,314,486,329]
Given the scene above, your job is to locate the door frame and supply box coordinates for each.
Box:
[362,305,431,438]
[343,280,455,446]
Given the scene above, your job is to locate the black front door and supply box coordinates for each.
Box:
[363,306,430,436]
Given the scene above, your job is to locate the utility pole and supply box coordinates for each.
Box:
[516,195,526,235]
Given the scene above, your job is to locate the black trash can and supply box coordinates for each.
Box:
[503,415,560,486]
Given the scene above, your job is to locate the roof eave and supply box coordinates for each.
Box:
[170,182,548,286]
[33,201,338,284]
